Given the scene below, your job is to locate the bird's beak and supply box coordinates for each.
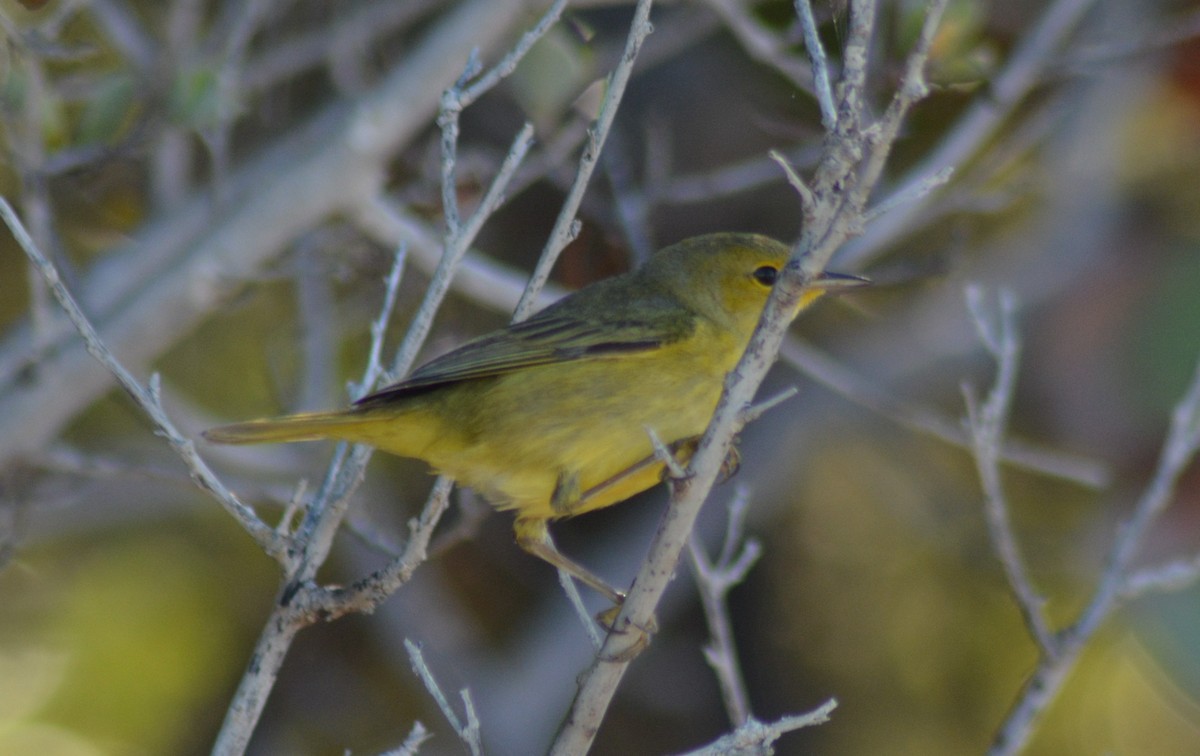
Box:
[795,271,869,312]
[813,271,871,292]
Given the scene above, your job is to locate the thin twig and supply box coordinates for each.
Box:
[304,478,455,619]
[680,700,839,755]
[688,488,761,726]
[1121,552,1200,600]
[457,0,569,108]
[291,122,536,595]
[849,0,949,215]
[513,0,656,321]
[352,245,408,400]
[769,150,816,215]
[405,639,483,756]
[285,79,539,626]
[647,426,688,479]
[739,386,799,427]
[384,122,535,385]
[0,198,285,561]
[352,195,567,316]
[988,353,1200,755]
[380,721,431,756]
[794,0,837,129]
[962,286,1058,657]
[646,144,822,207]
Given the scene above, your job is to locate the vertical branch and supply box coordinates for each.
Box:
[687,488,762,726]
[852,0,949,209]
[988,353,1200,755]
[962,286,1058,656]
[794,0,837,129]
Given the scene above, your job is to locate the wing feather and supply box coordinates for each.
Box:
[357,290,693,406]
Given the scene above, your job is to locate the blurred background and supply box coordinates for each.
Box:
[2,0,1200,753]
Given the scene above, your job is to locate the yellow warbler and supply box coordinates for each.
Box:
[205,233,865,603]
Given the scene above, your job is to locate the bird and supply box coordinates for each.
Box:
[205,233,867,606]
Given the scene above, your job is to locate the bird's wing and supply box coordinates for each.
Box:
[356,296,693,405]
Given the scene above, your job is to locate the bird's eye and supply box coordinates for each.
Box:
[752,265,778,286]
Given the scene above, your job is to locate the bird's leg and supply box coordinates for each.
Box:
[514,514,626,607]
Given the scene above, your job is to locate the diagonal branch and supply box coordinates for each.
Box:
[0,198,285,562]
[513,0,657,321]
[553,3,951,751]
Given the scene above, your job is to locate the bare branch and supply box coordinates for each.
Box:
[688,488,762,726]
[647,426,688,480]
[0,198,285,561]
[861,166,954,225]
[769,150,816,215]
[647,144,822,207]
[739,386,799,427]
[513,0,656,321]
[1121,552,1200,600]
[851,0,949,210]
[987,352,1200,755]
[962,286,1058,657]
[387,122,535,386]
[680,700,839,756]
[380,721,431,756]
[794,0,837,129]
[351,245,408,400]
[457,0,569,108]
[559,567,605,649]
[405,639,483,756]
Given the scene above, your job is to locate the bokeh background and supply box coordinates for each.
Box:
[2,0,1200,753]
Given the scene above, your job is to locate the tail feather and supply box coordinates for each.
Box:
[203,411,374,445]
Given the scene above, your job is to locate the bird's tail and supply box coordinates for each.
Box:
[204,411,378,446]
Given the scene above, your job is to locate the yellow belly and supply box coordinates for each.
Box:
[373,326,735,522]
